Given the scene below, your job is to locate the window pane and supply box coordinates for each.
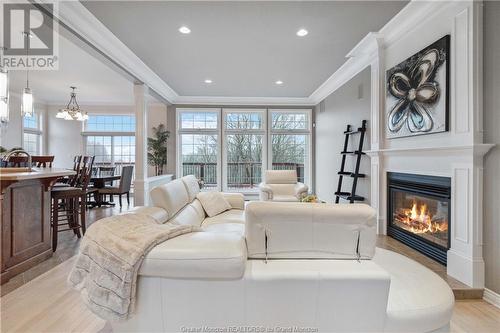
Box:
[225,112,263,130]
[86,135,112,164]
[180,134,218,189]
[271,111,308,130]
[85,115,135,132]
[114,136,135,165]
[272,134,308,183]
[23,113,38,129]
[23,132,39,155]
[226,134,263,190]
[180,111,218,129]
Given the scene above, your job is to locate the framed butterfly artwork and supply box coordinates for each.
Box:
[386,35,450,139]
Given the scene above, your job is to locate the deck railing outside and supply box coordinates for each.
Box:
[182,162,304,189]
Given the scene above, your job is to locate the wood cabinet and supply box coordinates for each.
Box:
[1,179,53,284]
[0,168,74,284]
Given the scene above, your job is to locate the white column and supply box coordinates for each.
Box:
[134,83,149,206]
[369,36,386,234]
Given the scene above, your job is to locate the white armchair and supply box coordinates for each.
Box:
[258,170,308,201]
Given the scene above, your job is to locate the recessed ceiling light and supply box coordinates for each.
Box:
[179,26,191,34]
[296,28,308,37]
[275,80,283,85]
[204,79,213,84]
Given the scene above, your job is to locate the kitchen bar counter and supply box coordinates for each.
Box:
[1,168,76,284]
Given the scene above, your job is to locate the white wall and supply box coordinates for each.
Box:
[315,68,371,203]
[483,0,500,295]
[46,103,168,177]
[0,93,23,150]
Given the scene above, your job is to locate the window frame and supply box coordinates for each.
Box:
[22,111,42,155]
[82,114,136,168]
[222,108,267,192]
[268,109,312,188]
[176,108,312,195]
[176,108,222,191]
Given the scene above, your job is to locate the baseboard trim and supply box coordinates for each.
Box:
[483,288,500,309]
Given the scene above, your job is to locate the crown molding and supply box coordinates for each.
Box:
[38,0,178,103]
[173,95,315,106]
[33,0,457,107]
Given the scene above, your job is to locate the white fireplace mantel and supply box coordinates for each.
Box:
[365,144,495,157]
[336,1,489,288]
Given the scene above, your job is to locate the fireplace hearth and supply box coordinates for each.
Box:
[387,172,451,265]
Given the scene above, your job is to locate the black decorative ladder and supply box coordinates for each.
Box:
[335,120,367,204]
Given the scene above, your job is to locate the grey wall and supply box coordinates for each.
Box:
[483,0,500,295]
[314,67,371,203]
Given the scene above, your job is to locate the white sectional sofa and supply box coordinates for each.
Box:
[110,175,454,333]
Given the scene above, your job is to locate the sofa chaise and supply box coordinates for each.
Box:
[94,175,453,333]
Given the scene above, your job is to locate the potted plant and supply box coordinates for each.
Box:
[147,124,170,176]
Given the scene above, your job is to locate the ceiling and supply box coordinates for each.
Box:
[8,31,134,105]
[82,1,407,99]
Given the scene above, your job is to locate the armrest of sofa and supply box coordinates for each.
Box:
[245,201,377,259]
[222,192,245,210]
[258,182,273,201]
[294,182,309,198]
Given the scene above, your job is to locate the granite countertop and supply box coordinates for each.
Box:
[0,167,75,181]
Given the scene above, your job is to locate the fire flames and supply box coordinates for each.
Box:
[395,202,448,234]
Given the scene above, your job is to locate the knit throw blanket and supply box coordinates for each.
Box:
[68,213,197,321]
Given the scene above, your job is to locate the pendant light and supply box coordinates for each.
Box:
[56,86,88,121]
[0,46,9,124]
[21,32,33,118]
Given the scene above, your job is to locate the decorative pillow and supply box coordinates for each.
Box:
[196,192,232,217]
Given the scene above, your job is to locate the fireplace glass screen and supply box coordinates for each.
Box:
[391,190,449,249]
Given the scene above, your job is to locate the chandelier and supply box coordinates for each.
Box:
[56,86,88,121]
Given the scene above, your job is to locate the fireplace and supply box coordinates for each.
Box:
[387,172,451,265]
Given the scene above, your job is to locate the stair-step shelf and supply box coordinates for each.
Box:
[335,120,367,204]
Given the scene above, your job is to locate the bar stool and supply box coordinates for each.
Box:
[51,156,94,252]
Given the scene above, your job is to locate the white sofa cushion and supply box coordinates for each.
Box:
[126,206,169,223]
[222,193,245,210]
[150,179,189,220]
[139,232,247,280]
[264,170,297,184]
[196,191,232,217]
[245,202,377,259]
[168,199,205,227]
[181,175,200,202]
[202,222,245,236]
[203,209,245,226]
[373,248,455,333]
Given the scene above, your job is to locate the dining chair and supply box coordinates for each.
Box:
[99,166,117,200]
[6,155,29,167]
[97,165,134,207]
[50,156,94,251]
[32,155,55,168]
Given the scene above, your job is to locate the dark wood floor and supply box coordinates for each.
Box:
[0,198,134,296]
[1,198,482,299]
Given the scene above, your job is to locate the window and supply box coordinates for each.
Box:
[23,112,42,155]
[83,115,136,175]
[177,108,311,194]
[178,109,220,190]
[85,115,135,132]
[270,110,311,185]
[223,109,266,191]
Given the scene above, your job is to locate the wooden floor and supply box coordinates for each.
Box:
[1,255,499,333]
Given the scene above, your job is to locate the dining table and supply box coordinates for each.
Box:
[89,174,121,207]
